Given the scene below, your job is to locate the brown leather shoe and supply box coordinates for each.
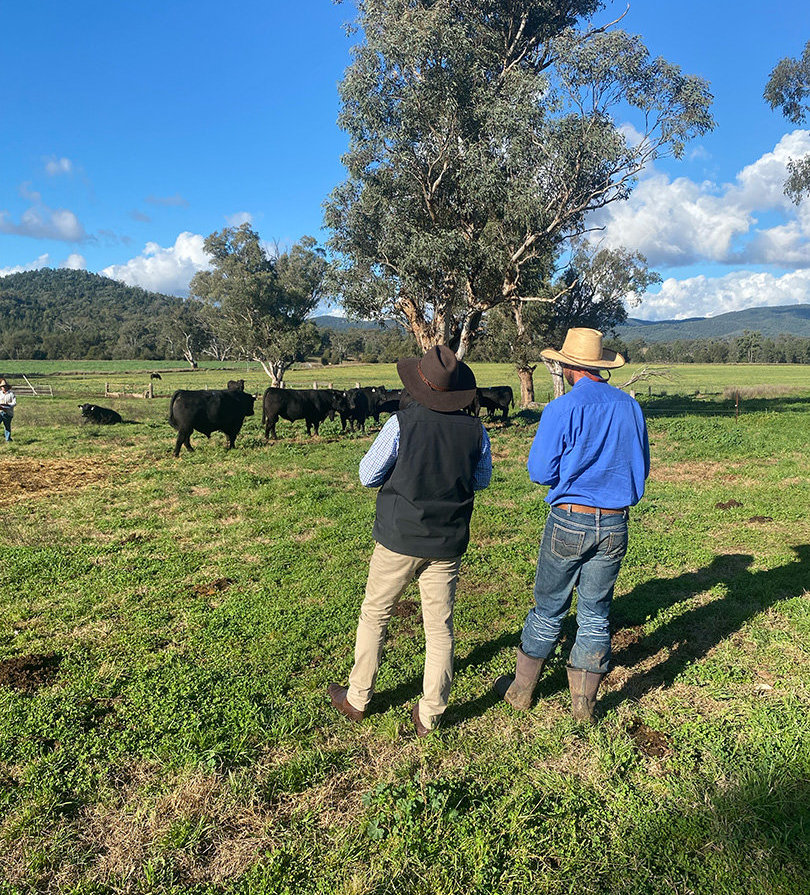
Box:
[411,702,430,738]
[328,683,365,722]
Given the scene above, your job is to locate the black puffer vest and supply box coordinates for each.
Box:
[372,402,483,558]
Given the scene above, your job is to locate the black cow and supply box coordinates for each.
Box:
[476,386,514,421]
[358,386,388,423]
[227,379,245,391]
[169,388,255,456]
[340,388,371,434]
[262,388,352,439]
[377,389,408,415]
[79,404,123,425]
[150,372,162,380]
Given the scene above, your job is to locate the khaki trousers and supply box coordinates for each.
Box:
[347,542,463,730]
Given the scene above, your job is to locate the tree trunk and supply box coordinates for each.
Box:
[258,358,284,387]
[516,365,536,407]
[455,308,483,360]
[543,358,565,399]
[398,295,436,352]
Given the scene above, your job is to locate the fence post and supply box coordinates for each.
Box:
[735,391,739,422]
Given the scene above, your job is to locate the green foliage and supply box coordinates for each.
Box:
[764,39,810,203]
[326,0,713,354]
[190,226,326,383]
[0,269,184,361]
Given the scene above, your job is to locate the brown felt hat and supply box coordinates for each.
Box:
[397,345,477,412]
[540,328,625,370]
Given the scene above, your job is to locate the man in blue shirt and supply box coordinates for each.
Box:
[496,328,649,722]
[329,346,492,736]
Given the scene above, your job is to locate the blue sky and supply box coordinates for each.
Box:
[1,0,809,320]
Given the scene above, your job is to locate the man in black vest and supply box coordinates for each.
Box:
[329,345,492,736]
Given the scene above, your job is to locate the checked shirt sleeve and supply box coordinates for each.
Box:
[359,415,400,487]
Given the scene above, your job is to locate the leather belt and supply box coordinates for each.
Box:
[556,503,627,515]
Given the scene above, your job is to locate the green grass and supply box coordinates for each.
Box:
[0,362,808,894]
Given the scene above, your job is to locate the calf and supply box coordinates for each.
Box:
[169,388,255,456]
[227,379,245,391]
[476,386,514,421]
[79,404,122,425]
[262,388,351,439]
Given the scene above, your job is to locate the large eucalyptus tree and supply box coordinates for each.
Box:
[325,0,713,360]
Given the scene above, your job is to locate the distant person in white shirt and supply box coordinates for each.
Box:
[0,379,16,442]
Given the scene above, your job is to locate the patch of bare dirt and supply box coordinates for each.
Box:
[626,718,671,758]
[192,578,233,597]
[0,653,61,691]
[612,625,644,651]
[715,499,743,510]
[393,599,419,618]
[747,515,774,523]
[0,459,112,505]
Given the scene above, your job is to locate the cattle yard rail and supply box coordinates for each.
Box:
[11,375,54,397]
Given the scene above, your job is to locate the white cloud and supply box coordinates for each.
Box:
[225,211,253,227]
[594,130,810,268]
[638,268,810,320]
[101,232,209,295]
[45,156,73,176]
[0,184,86,241]
[0,254,51,277]
[61,253,86,270]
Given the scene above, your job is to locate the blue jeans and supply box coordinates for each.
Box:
[521,506,629,673]
[0,411,11,442]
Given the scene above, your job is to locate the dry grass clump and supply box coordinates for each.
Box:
[0,458,112,506]
[85,766,277,886]
[721,384,804,399]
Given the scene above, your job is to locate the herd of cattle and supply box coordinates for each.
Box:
[81,380,514,457]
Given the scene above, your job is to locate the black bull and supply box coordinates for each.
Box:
[262,388,353,439]
[169,388,256,456]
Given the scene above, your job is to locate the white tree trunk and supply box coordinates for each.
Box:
[543,358,565,399]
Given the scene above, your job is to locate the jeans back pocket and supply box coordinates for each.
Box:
[550,523,586,559]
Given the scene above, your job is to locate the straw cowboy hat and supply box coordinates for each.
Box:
[540,328,625,371]
[397,345,477,412]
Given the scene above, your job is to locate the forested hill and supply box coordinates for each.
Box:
[0,268,183,359]
[615,304,810,342]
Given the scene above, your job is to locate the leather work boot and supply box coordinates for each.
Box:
[494,648,544,711]
[327,683,365,723]
[566,666,605,723]
[411,702,430,738]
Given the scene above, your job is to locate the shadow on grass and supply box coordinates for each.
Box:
[442,546,809,723]
[599,544,810,709]
[371,631,518,717]
[638,392,810,417]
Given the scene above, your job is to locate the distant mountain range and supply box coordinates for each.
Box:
[315,306,810,342]
[614,304,810,342]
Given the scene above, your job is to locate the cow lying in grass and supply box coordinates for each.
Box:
[79,404,122,425]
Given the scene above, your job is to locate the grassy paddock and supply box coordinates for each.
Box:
[0,362,808,894]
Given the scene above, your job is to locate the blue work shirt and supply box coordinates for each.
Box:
[527,378,649,508]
